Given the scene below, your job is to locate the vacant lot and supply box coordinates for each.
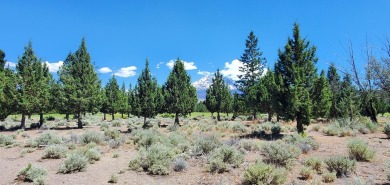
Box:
[1,115,389,185]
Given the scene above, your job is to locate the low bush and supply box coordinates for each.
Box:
[168,132,191,154]
[131,129,166,149]
[45,116,55,121]
[261,141,301,168]
[34,131,62,146]
[257,122,282,136]
[75,147,101,163]
[238,139,259,152]
[323,124,339,136]
[17,163,47,185]
[108,139,124,149]
[104,129,121,140]
[311,124,321,131]
[299,166,315,180]
[322,172,337,183]
[58,152,89,173]
[42,144,68,159]
[112,120,121,127]
[304,156,324,174]
[108,174,118,183]
[193,133,222,155]
[325,156,356,177]
[230,122,247,133]
[347,138,375,161]
[0,134,15,146]
[283,133,319,154]
[243,162,287,185]
[129,143,174,175]
[207,145,243,173]
[172,158,187,172]
[80,131,104,145]
[100,122,109,131]
[384,123,390,138]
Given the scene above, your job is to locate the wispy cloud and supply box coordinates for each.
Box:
[220,59,244,81]
[5,61,16,68]
[114,66,137,77]
[166,59,197,70]
[44,61,63,73]
[98,67,112,73]
[156,62,164,69]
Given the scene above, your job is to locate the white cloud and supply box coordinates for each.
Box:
[166,59,197,70]
[220,59,244,81]
[197,70,211,76]
[44,61,63,73]
[5,61,16,68]
[98,67,112,73]
[114,66,137,77]
[156,62,164,69]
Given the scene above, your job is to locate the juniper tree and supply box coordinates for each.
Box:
[118,82,128,118]
[221,84,233,116]
[274,23,318,133]
[232,92,245,119]
[127,83,133,117]
[105,75,120,120]
[257,69,276,121]
[312,70,332,119]
[155,85,165,114]
[130,85,141,118]
[327,64,342,118]
[236,31,266,120]
[136,59,158,127]
[100,88,109,120]
[58,38,101,128]
[163,59,197,126]
[0,50,5,70]
[35,63,53,128]
[339,74,360,121]
[0,50,17,121]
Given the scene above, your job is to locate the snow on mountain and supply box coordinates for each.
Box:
[192,75,237,100]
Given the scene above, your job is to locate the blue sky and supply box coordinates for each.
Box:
[1,1,389,86]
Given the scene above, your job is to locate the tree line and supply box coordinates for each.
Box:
[204,23,389,133]
[0,39,197,130]
[1,23,389,133]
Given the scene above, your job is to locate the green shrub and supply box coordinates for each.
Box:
[108,174,118,183]
[347,138,375,161]
[243,162,287,185]
[100,122,109,131]
[283,133,319,153]
[104,129,121,140]
[322,172,336,183]
[42,144,68,159]
[207,145,243,173]
[129,143,174,175]
[325,156,356,177]
[238,139,259,152]
[299,166,315,180]
[34,131,62,146]
[168,132,191,154]
[304,156,324,174]
[131,129,166,149]
[193,134,222,155]
[17,163,47,184]
[261,141,301,167]
[0,134,15,146]
[80,131,104,145]
[312,124,321,131]
[172,158,187,172]
[112,120,121,127]
[323,124,339,136]
[75,147,101,163]
[384,123,390,138]
[258,122,282,136]
[230,122,247,133]
[365,121,378,133]
[113,153,119,158]
[58,152,88,173]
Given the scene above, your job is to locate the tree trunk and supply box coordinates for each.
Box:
[268,112,272,122]
[276,115,280,122]
[112,112,114,120]
[174,112,180,126]
[121,113,124,119]
[65,113,69,121]
[77,111,83,128]
[143,117,147,128]
[39,113,44,129]
[21,114,26,130]
[253,110,257,120]
[128,113,130,118]
[369,100,378,123]
[28,114,31,119]
[211,112,214,118]
[103,113,106,120]
[217,111,221,121]
[296,113,304,134]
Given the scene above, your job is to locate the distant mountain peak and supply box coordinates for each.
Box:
[192,75,237,100]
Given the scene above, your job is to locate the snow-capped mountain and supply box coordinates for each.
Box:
[192,75,237,100]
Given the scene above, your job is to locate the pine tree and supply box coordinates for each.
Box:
[118,82,128,118]
[100,88,109,120]
[236,31,266,119]
[232,92,245,118]
[16,42,44,129]
[205,69,231,121]
[326,64,342,118]
[274,23,318,133]
[0,50,17,121]
[163,59,197,125]
[105,75,120,120]
[127,83,133,117]
[312,70,332,119]
[155,85,165,114]
[130,85,141,117]
[58,38,101,128]
[257,69,276,121]
[221,84,233,116]
[0,50,5,70]
[35,62,53,128]
[136,59,158,127]
[338,74,360,121]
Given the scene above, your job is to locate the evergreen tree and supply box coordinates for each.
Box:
[338,74,360,121]
[163,59,197,125]
[105,75,120,120]
[312,70,332,119]
[118,82,128,118]
[100,88,109,120]
[274,23,318,133]
[221,84,233,116]
[136,59,158,126]
[195,101,208,112]
[127,83,133,117]
[257,69,276,121]
[16,42,44,129]
[58,38,101,128]
[205,69,231,121]
[155,85,165,114]
[236,31,266,119]
[35,62,53,128]
[232,92,245,118]
[0,51,17,121]
[130,85,141,117]
[0,50,5,70]
[326,64,342,118]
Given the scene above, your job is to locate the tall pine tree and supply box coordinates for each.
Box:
[136,59,158,127]
[104,75,120,120]
[312,70,332,119]
[0,50,17,121]
[274,23,318,133]
[163,59,197,126]
[327,63,342,119]
[118,82,128,118]
[236,31,266,119]
[205,69,231,121]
